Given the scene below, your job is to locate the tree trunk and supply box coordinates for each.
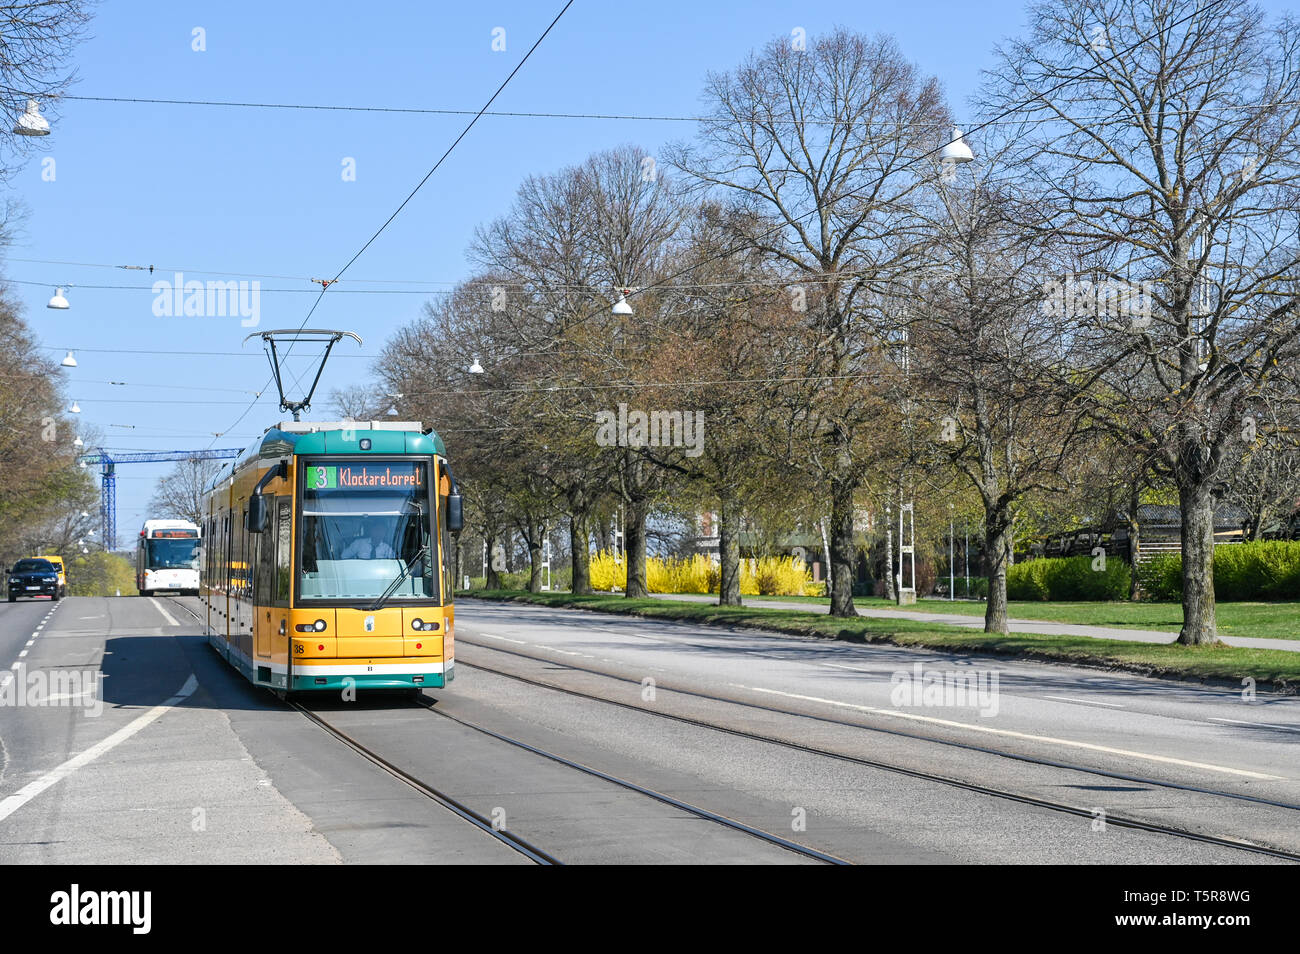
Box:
[624,498,649,599]
[1177,480,1218,645]
[1127,484,1141,600]
[569,512,592,595]
[718,492,742,607]
[828,469,858,617]
[984,515,1010,634]
[485,531,502,590]
[527,544,543,592]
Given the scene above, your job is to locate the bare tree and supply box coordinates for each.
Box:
[912,149,1099,633]
[328,384,384,421]
[0,286,85,565]
[670,28,951,616]
[147,458,221,525]
[470,146,687,599]
[987,0,1300,642]
[1221,400,1300,539]
[0,1,94,178]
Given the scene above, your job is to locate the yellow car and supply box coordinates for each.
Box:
[37,555,67,597]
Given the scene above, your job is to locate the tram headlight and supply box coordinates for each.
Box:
[411,618,423,631]
[313,619,327,632]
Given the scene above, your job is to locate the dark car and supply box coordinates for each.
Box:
[7,559,61,602]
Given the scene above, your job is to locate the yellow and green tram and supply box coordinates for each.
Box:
[200,420,463,693]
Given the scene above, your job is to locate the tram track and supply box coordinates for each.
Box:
[408,692,848,864]
[162,595,841,864]
[162,596,1300,862]
[289,699,563,865]
[161,597,561,864]
[454,634,1300,863]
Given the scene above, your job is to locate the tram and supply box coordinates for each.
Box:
[200,419,463,694]
[137,519,202,596]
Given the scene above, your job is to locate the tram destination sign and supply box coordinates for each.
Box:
[306,462,425,491]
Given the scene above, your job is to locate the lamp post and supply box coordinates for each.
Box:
[14,99,50,137]
[949,502,955,601]
[964,521,970,598]
[934,128,976,603]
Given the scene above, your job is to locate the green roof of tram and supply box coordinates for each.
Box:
[263,426,447,457]
[205,425,450,493]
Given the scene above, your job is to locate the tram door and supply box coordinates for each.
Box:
[254,519,272,659]
[254,498,290,660]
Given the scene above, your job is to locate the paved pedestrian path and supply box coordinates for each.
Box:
[651,593,1300,653]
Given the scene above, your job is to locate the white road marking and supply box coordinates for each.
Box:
[1209,717,1300,733]
[478,633,527,645]
[44,691,90,702]
[1042,695,1125,708]
[824,662,873,673]
[730,684,1280,780]
[17,650,26,658]
[150,598,180,627]
[0,674,198,824]
[8,663,19,670]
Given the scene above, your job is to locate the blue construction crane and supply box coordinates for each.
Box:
[78,448,244,548]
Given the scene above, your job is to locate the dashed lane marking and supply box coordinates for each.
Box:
[1042,696,1126,709]
[1209,717,1300,733]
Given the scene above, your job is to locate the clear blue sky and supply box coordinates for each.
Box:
[8,0,1294,543]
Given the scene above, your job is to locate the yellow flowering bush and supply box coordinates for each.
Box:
[586,551,815,596]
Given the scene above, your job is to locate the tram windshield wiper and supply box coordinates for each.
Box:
[365,542,429,612]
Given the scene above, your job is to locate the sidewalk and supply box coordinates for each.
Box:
[650,593,1300,653]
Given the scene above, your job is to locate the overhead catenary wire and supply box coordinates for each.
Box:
[43,1,1239,443]
[38,92,1299,126]
[551,0,1238,348]
[215,0,576,439]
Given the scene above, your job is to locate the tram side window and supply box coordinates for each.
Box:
[226,514,233,597]
[275,499,291,606]
[255,506,275,603]
[439,476,453,604]
[237,507,249,601]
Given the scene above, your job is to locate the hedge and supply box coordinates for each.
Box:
[1137,541,1300,601]
[1006,554,1131,601]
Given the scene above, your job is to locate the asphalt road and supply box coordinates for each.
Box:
[0,594,1294,864]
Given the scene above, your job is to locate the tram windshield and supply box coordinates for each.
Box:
[298,460,436,601]
[146,538,200,569]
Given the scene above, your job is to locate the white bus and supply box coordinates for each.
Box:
[137,519,202,596]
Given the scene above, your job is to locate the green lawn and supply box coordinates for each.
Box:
[653,593,1300,641]
[460,589,1300,690]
